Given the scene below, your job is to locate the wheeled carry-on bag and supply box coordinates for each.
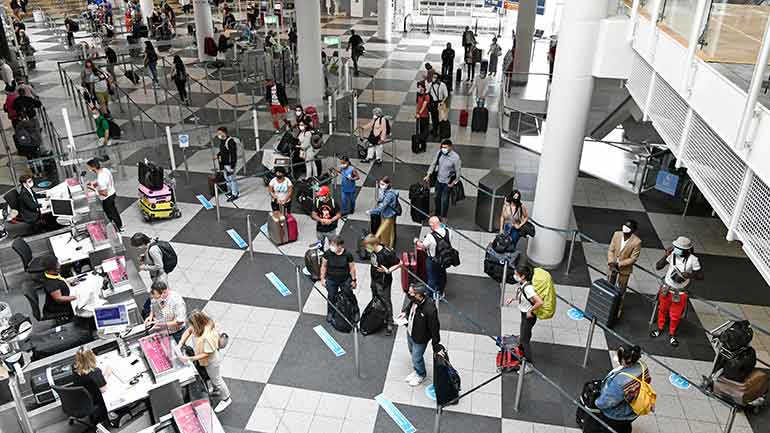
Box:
[359,298,387,336]
[304,247,323,281]
[438,120,451,140]
[459,109,469,127]
[408,183,430,224]
[471,107,488,132]
[713,369,769,406]
[484,248,520,284]
[585,279,622,328]
[411,121,426,153]
[456,68,462,84]
[433,347,461,405]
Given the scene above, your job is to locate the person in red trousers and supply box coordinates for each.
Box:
[650,236,704,347]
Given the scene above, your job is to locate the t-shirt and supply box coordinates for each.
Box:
[340,165,357,193]
[517,282,537,313]
[73,368,107,410]
[150,290,187,333]
[416,94,430,118]
[421,227,452,257]
[323,249,354,282]
[270,85,280,106]
[42,274,70,316]
[370,247,399,286]
[96,168,116,200]
[95,116,110,139]
[664,253,701,290]
[269,177,293,202]
[93,72,110,93]
[313,198,339,233]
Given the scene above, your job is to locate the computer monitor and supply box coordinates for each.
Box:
[93,304,129,335]
[50,199,74,217]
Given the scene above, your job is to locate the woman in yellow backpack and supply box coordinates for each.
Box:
[593,344,654,433]
[505,265,543,374]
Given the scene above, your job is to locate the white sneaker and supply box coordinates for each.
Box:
[523,364,534,375]
[404,372,417,383]
[408,375,425,387]
[214,398,232,413]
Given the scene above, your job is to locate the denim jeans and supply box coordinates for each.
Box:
[427,257,447,295]
[341,191,356,215]
[223,165,238,196]
[503,223,521,249]
[434,182,451,219]
[148,62,158,83]
[407,334,428,378]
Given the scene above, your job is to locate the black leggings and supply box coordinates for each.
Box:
[102,194,123,231]
[174,78,187,101]
[466,63,475,81]
[519,312,537,364]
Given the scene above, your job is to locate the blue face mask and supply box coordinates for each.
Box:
[440,223,446,229]
[673,247,684,257]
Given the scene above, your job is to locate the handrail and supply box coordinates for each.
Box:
[403,13,412,33]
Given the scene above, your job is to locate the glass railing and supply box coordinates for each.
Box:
[699,1,770,64]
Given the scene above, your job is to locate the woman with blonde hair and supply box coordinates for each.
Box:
[179,311,232,413]
[72,347,111,425]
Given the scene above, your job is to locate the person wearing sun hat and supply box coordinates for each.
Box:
[651,236,704,347]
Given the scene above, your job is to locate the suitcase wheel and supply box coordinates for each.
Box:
[142,213,152,222]
[173,209,182,218]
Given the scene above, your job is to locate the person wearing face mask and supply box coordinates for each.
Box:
[397,284,442,387]
[592,344,650,433]
[214,127,239,201]
[428,74,448,137]
[311,186,341,250]
[297,120,319,178]
[268,166,293,212]
[145,281,187,342]
[362,107,390,164]
[416,216,453,297]
[424,140,462,221]
[86,158,123,232]
[293,105,307,127]
[499,189,528,248]
[651,236,703,347]
[504,265,542,373]
[363,235,401,336]
[91,108,111,150]
[130,232,168,285]
[17,174,41,228]
[607,220,642,318]
[265,78,288,131]
[368,177,399,249]
[320,236,357,322]
[332,155,359,216]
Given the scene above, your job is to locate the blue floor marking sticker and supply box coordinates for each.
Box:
[313,325,346,357]
[226,229,247,249]
[196,194,213,209]
[425,384,436,401]
[260,223,268,235]
[568,308,585,320]
[375,394,417,433]
[266,272,291,296]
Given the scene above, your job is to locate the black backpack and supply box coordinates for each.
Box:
[105,47,117,63]
[204,37,218,56]
[155,241,177,274]
[331,288,359,333]
[359,297,386,336]
[432,231,460,268]
[719,320,753,351]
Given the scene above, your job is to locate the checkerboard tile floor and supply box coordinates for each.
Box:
[13,13,770,433]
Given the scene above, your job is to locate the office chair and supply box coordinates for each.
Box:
[51,385,99,432]
[2,188,19,213]
[12,238,46,274]
[23,286,69,328]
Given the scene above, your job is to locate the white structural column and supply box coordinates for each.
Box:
[378,0,393,41]
[296,0,325,111]
[139,0,153,23]
[512,0,537,85]
[526,0,608,267]
[193,0,215,62]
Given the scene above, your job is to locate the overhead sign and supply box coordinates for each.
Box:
[655,170,680,196]
[264,15,278,24]
[323,36,341,45]
[178,134,189,149]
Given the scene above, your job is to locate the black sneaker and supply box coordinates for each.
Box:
[226,194,239,202]
[374,159,382,165]
[650,329,661,338]
[670,336,679,347]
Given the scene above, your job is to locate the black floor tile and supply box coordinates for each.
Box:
[268,312,395,398]
[382,59,424,70]
[163,171,215,204]
[639,187,714,217]
[501,343,612,428]
[694,253,770,307]
[362,161,428,191]
[115,196,138,214]
[337,219,423,264]
[211,252,313,311]
[572,206,663,250]
[453,144,498,170]
[396,45,431,53]
[606,292,715,362]
[373,402,501,433]
[219,378,264,430]
[171,206,265,250]
[190,107,249,125]
[160,90,220,108]
[184,297,208,312]
[527,240,592,289]
[319,134,359,160]
[433,195,481,232]
[442,273,501,336]
[354,103,404,120]
[390,121,419,141]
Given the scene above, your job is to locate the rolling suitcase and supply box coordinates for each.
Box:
[480,60,488,75]
[714,369,769,406]
[208,171,226,196]
[408,183,430,223]
[285,212,298,243]
[359,298,387,336]
[433,347,461,405]
[401,251,417,292]
[459,109,469,127]
[267,211,290,245]
[304,247,323,280]
[484,247,520,284]
[471,107,488,132]
[415,246,427,285]
[438,120,451,140]
[585,279,622,328]
[576,379,604,429]
[443,73,453,93]
[411,121,426,153]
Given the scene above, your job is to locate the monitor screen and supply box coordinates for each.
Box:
[94,304,129,330]
[50,199,74,217]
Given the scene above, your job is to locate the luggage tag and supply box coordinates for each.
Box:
[672,289,682,304]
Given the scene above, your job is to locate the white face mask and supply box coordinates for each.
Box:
[217,134,226,140]
[295,110,302,116]
[513,274,522,283]
[379,183,387,190]
[441,148,449,154]
[621,225,632,234]
[299,125,306,131]
[92,113,99,119]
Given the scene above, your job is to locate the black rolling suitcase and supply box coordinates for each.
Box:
[576,379,603,430]
[471,107,488,132]
[408,183,430,223]
[480,60,488,75]
[411,121,426,153]
[433,346,461,405]
[585,279,622,328]
[359,297,387,336]
[443,73,453,93]
[438,120,451,140]
[483,248,520,284]
[456,68,462,83]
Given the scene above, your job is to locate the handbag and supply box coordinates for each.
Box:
[450,179,465,205]
[438,101,449,122]
[519,221,536,237]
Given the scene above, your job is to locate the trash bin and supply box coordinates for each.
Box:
[475,170,515,232]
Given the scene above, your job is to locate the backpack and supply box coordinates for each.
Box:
[620,364,656,416]
[331,288,359,333]
[495,335,523,372]
[378,116,391,136]
[204,37,218,56]
[531,268,556,320]
[432,231,460,268]
[105,47,117,63]
[155,241,178,274]
[386,191,402,217]
[14,127,33,148]
[719,320,753,351]
[70,21,79,32]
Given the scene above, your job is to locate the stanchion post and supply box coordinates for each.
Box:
[565,230,578,275]
[391,138,396,172]
[247,214,254,260]
[582,317,597,368]
[253,109,260,151]
[433,407,442,433]
[500,259,508,307]
[295,265,303,316]
[214,180,221,222]
[514,359,526,412]
[352,92,358,131]
[328,95,333,135]
[165,126,176,171]
[723,407,737,433]
[354,324,361,378]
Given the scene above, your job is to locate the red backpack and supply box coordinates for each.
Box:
[204,37,218,56]
[495,335,524,372]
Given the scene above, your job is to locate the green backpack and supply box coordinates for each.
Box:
[532,268,556,320]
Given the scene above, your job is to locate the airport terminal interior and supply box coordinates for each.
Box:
[0,0,769,433]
